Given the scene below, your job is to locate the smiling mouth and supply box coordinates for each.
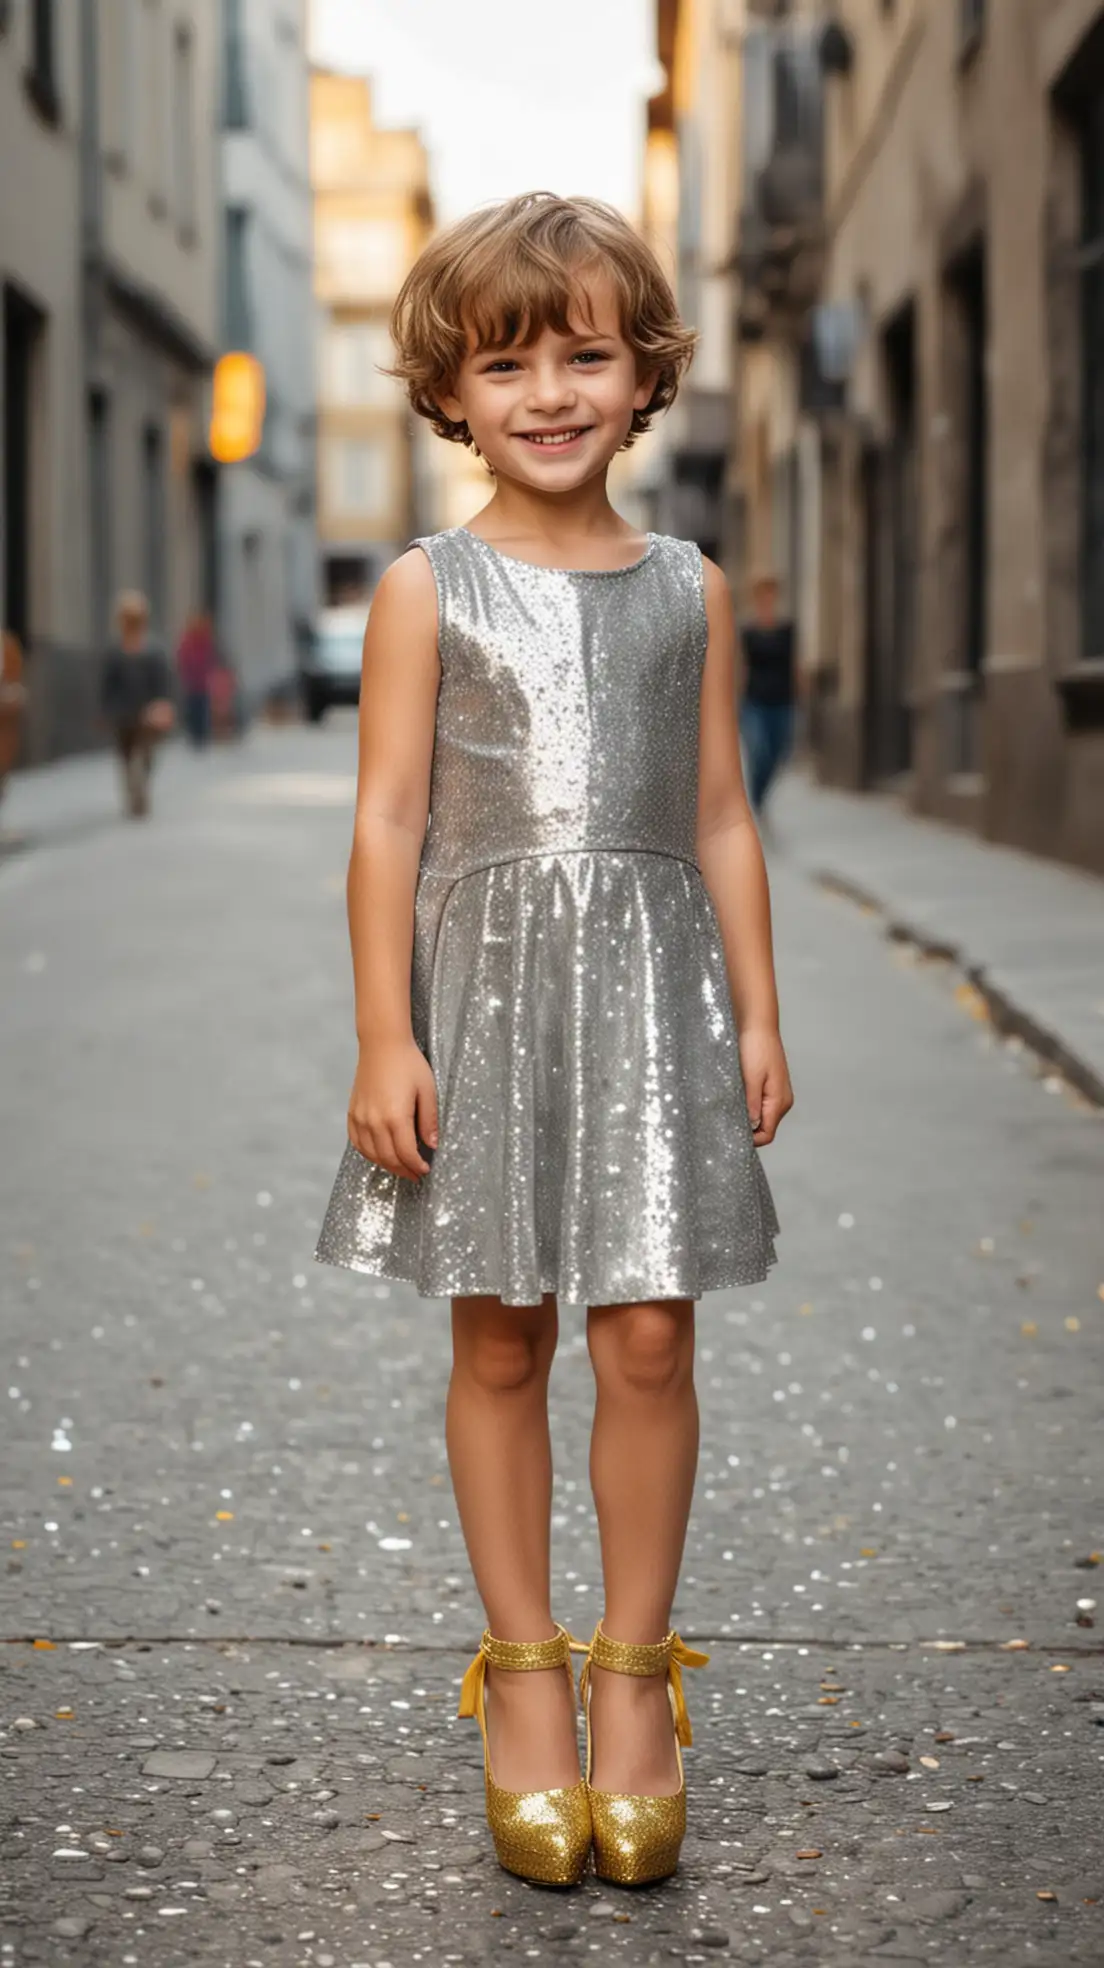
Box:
[515,427,593,447]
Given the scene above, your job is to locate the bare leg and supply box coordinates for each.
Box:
[586,1298,698,1794]
[447,1292,581,1790]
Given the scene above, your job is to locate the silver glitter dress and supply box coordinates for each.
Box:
[314,527,780,1306]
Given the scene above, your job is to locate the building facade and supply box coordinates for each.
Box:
[809,0,1104,874]
[310,70,433,603]
[1,1,86,759]
[1,0,220,763]
[637,0,744,563]
[659,0,1104,875]
[218,0,317,712]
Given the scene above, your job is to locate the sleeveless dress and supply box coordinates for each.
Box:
[314,527,780,1307]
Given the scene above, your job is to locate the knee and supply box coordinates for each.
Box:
[589,1303,692,1399]
[455,1312,553,1395]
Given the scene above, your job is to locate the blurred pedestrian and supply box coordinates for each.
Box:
[100,591,175,818]
[0,630,28,808]
[739,572,797,816]
[175,611,217,748]
[314,194,792,1889]
[209,655,243,741]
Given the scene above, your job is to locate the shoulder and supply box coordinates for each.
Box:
[698,554,736,625]
[372,546,439,617]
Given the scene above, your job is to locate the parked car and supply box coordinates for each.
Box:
[300,606,369,723]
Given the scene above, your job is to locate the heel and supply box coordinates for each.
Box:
[458,1624,592,1886]
[580,1621,709,1885]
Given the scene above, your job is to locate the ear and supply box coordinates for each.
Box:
[435,387,465,426]
[633,368,659,413]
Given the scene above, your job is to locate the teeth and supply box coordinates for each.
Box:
[525,430,582,446]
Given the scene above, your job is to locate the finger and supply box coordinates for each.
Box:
[743,1073,767,1135]
[416,1079,439,1150]
[384,1119,430,1181]
[755,1086,790,1146]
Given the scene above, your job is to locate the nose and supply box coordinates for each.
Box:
[525,361,576,415]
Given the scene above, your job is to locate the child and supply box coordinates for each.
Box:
[314,193,792,1887]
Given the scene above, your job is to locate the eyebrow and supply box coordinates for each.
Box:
[476,329,618,352]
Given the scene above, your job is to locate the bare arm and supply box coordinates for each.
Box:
[345,548,441,1179]
[695,557,793,1144]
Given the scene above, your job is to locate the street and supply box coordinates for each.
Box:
[2,725,1103,1967]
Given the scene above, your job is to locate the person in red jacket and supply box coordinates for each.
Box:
[175,612,218,748]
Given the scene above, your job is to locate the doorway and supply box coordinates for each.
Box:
[864,304,918,784]
[3,284,45,645]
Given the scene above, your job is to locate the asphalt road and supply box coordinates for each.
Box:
[2,723,1102,1966]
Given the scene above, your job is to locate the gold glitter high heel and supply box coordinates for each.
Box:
[457,1623,593,1886]
[580,1620,709,1885]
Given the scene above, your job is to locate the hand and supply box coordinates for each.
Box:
[141,698,176,734]
[348,1035,439,1180]
[738,1026,793,1146]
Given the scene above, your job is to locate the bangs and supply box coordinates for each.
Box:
[464,253,606,355]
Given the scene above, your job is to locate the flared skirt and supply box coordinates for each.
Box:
[314,849,779,1306]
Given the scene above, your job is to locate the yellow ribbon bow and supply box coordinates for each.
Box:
[457,1645,487,1720]
[667,1633,710,1747]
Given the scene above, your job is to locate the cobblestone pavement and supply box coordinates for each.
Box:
[2,728,1102,1965]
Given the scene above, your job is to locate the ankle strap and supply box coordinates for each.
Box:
[587,1624,681,1677]
[580,1620,709,1746]
[457,1622,585,1721]
[479,1624,575,1673]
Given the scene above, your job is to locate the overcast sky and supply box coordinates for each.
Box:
[310,0,661,223]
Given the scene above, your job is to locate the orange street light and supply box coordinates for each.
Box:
[209,351,266,463]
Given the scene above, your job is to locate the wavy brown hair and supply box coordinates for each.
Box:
[389,192,697,450]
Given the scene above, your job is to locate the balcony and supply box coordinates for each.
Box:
[736,20,829,339]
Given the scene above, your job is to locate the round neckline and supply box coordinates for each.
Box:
[456,527,657,577]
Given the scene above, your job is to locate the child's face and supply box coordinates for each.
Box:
[438,273,655,490]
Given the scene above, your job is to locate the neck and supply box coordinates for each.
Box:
[477,472,630,548]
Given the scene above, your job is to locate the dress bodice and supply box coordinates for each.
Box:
[413,530,708,881]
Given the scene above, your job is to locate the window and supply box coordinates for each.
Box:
[88,391,113,646]
[3,286,45,645]
[327,438,387,520]
[1083,88,1104,656]
[142,423,166,631]
[317,218,407,299]
[24,0,59,121]
[321,321,396,406]
[959,0,985,61]
[101,0,138,169]
[223,0,249,129]
[224,206,253,349]
[137,0,167,212]
[171,26,195,235]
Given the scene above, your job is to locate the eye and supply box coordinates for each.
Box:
[483,358,520,374]
[571,350,609,366]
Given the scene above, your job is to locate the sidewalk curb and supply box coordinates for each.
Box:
[814,867,1104,1110]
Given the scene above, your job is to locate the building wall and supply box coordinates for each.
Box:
[310,71,432,599]
[816,0,1104,872]
[729,0,827,651]
[0,4,92,752]
[92,0,220,648]
[219,0,317,707]
[642,0,742,561]
[1,0,222,763]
